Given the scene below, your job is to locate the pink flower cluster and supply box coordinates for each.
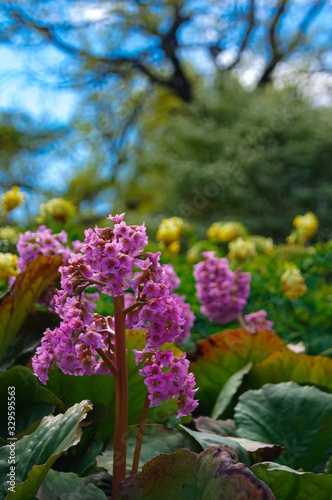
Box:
[32,292,106,384]
[32,214,198,417]
[135,350,198,417]
[16,226,71,271]
[125,262,194,347]
[194,251,251,324]
[244,310,274,334]
[15,226,76,310]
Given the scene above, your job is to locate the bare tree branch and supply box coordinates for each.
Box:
[286,0,327,52]
[224,0,256,71]
[8,3,193,101]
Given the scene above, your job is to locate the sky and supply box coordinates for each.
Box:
[0,46,78,123]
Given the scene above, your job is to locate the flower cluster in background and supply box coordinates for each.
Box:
[156,216,189,255]
[17,226,71,271]
[207,221,247,243]
[228,237,257,262]
[194,251,251,324]
[280,265,307,299]
[37,197,77,225]
[286,212,319,245]
[244,310,274,334]
[1,186,26,216]
[0,252,18,281]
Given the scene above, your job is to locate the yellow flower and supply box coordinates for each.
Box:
[0,252,19,280]
[293,212,319,241]
[1,186,25,214]
[228,237,256,261]
[250,236,274,255]
[207,222,246,243]
[167,240,181,256]
[38,198,76,224]
[0,226,19,244]
[156,217,187,246]
[286,212,319,245]
[280,266,307,299]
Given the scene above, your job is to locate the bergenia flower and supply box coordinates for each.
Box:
[194,251,250,324]
[244,310,274,334]
[32,214,198,417]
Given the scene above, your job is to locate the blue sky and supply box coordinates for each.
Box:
[0,46,78,124]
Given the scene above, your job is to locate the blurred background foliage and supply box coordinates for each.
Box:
[0,0,331,241]
[119,76,332,240]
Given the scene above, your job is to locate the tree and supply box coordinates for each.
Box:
[1,0,331,100]
[1,0,332,219]
[118,74,332,241]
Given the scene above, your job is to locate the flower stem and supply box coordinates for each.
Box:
[237,315,247,329]
[112,295,128,494]
[123,300,146,315]
[131,391,150,476]
[96,348,117,377]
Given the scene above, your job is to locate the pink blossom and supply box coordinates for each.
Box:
[244,310,274,334]
[32,213,198,417]
[194,251,250,324]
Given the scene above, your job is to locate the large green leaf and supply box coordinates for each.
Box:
[211,362,253,419]
[0,255,62,361]
[0,366,64,439]
[36,469,107,499]
[189,328,286,414]
[247,349,332,392]
[252,462,332,500]
[192,417,284,464]
[113,446,275,499]
[0,400,92,499]
[194,416,237,436]
[97,424,201,475]
[0,309,60,371]
[179,424,250,466]
[235,382,332,472]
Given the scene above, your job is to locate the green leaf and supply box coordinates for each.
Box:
[190,328,286,414]
[36,469,107,499]
[97,423,201,475]
[193,416,237,436]
[0,255,62,361]
[192,417,284,464]
[0,366,65,439]
[179,424,250,466]
[113,446,275,499]
[252,462,332,500]
[74,438,104,476]
[230,438,285,464]
[0,310,60,371]
[325,456,332,474]
[235,382,332,472]
[211,362,253,419]
[0,400,92,499]
[248,349,332,392]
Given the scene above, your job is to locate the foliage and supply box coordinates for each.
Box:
[112,446,274,500]
[121,76,332,241]
[2,1,332,226]
[0,211,331,498]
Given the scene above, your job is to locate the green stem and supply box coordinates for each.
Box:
[131,391,150,476]
[112,295,128,494]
